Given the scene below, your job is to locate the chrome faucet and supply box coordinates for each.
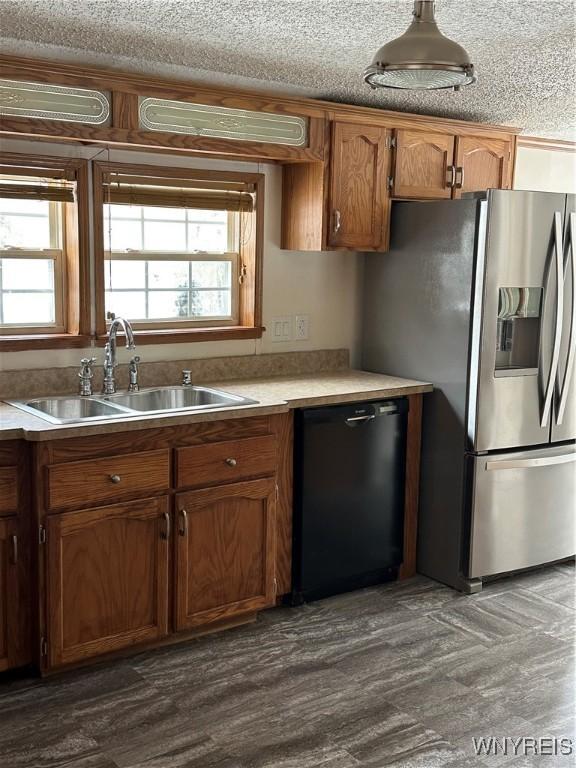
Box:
[102,313,136,395]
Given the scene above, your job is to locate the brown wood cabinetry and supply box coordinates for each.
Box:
[46,449,171,511]
[392,129,513,200]
[45,497,170,668]
[0,517,19,672]
[176,435,277,489]
[175,478,276,630]
[392,130,455,199]
[282,122,392,253]
[0,441,31,672]
[453,136,512,197]
[33,414,287,671]
[327,122,391,251]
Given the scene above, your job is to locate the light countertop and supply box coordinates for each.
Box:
[0,369,432,442]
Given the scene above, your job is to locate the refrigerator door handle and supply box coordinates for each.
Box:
[556,212,576,425]
[541,211,565,428]
[486,452,576,471]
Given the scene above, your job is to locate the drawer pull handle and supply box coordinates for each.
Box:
[178,508,188,537]
[109,474,121,484]
[161,511,170,540]
[225,458,237,467]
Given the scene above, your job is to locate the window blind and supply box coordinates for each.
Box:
[0,181,75,203]
[102,175,255,212]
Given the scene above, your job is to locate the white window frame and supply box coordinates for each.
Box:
[103,206,240,330]
[0,199,66,334]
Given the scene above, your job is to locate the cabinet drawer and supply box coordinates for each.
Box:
[176,435,277,489]
[46,449,171,511]
[0,467,18,516]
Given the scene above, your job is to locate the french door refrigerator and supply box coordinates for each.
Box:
[362,190,575,592]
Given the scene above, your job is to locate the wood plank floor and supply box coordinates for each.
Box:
[0,562,574,767]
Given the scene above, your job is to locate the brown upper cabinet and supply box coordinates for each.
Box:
[452,136,512,198]
[392,129,513,200]
[282,121,392,253]
[327,122,392,251]
[392,130,455,199]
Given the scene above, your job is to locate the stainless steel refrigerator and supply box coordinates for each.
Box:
[362,190,575,592]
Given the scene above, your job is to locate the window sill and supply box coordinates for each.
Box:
[95,325,264,346]
[0,334,92,352]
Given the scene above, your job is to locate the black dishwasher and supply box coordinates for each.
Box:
[292,398,408,603]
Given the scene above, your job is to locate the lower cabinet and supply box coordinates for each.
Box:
[175,478,277,630]
[0,517,19,672]
[45,497,170,668]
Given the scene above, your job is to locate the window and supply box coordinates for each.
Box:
[94,162,264,343]
[0,155,89,349]
[0,189,64,329]
[103,204,239,326]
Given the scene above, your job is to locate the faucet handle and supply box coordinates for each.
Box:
[182,369,192,386]
[79,357,97,372]
[107,311,116,321]
[78,357,97,396]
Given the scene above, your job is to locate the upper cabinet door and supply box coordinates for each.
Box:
[453,136,512,198]
[175,478,276,631]
[393,129,455,200]
[328,121,391,251]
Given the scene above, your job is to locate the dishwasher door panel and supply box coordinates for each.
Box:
[293,399,407,599]
[467,444,576,579]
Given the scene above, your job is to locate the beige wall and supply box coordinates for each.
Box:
[514,144,576,194]
[0,139,364,372]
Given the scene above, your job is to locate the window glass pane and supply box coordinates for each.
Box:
[1,257,54,290]
[0,212,51,249]
[2,292,55,324]
[105,204,142,220]
[105,219,142,251]
[188,221,227,252]
[191,290,231,317]
[0,198,50,215]
[104,260,145,290]
[148,291,189,319]
[148,261,189,290]
[105,290,146,319]
[143,220,186,251]
[143,206,185,221]
[191,260,231,288]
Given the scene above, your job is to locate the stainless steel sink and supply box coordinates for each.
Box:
[9,396,131,425]
[103,386,254,413]
[7,386,258,425]
[103,387,255,413]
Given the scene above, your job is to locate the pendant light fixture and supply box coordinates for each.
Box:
[364,0,476,91]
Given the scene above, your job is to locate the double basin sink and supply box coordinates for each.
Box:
[8,386,258,425]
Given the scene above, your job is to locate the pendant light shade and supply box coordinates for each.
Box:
[364,0,476,91]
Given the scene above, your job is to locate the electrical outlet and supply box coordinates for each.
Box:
[294,314,310,340]
[271,316,292,342]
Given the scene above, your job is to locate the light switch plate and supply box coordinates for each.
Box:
[294,314,310,340]
[271,316,292,342]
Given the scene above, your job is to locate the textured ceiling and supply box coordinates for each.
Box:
[0,0,575,139]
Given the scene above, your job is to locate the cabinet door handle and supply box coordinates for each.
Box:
[455,166,464,189]
[109,474,121,484]
[225,457,237,467]
[11,534,18,564]
[161,511,170,540]
[447,165,456,188]
[333,209,342,234]
[178,509,188,537]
